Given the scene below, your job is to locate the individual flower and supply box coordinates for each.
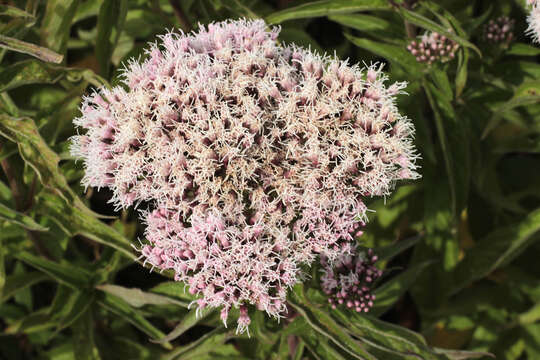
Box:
[71,19,419,333]
[483,16,515,47]
[527,0,540,43]
[407,31,460,65]
[320,243,381,313]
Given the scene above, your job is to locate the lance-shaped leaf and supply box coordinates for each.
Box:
[345,34,423,76]
[288,285,377,360]
[450,207,540,296]
[1,272,50,302]
[72,309,101,360]
[0,60,65,92]
[40,0,79,55]
[4,308,56,335]
[370,260,434,316]
[0,5,36,22]
[0,34,63,63]
[265,0,391,24]
[399,8,481,57]
[96,0,128,77]
[162,328,233,360]
[0,237,3,301]
[97,292,171,349]
[0,202,48,232]
[36,192,134,259]
[49,286,95,332]
[433,348,494,359]
[0,115,133,258]
[0,115,75,203]
[507,43,540,57]
[482,80,540,139]
[152,308,215,344]
[96,284,190,308]
[329,14,405,44]
[331,309,445,359]
[15,251,92,289]
[375,235,423,262]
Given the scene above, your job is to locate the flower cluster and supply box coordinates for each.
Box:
[71,19,419,333]
[321,244,381,313]
[407,32,459,65]
[483,16,515,46]
[527,0,540,43]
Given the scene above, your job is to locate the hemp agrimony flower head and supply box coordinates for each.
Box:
[483,16,515,47]
[71,19,419,333]
[407,32,459,65]
[527,0,540,43]
[321,244,381,313]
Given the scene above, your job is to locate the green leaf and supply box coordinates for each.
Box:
[419,1,468,38]
[36,192,134,259]
[451,207,540,295]
[278,27,324,55]
[149,281,199,303]
[0,202,48,231]
[72,309,101,360]
[0,5,36,23]
[371,260,434,316]
[96,284,189,308]
[518,302,540,326]
[288,285,377,360]
[295,321,348,360]
[0,115,133,258]
[0,115,74,203]
[293,339,306,360]
[329,14,405,43]
[424,82,457,215]
[265,0,391,24]
[399,8,481,57]
[221,0,259,19]
[15,251,92,289]
[73,0,104,23]
[455,48,469,98]
[162,328,231,360]
[152,307,214,344]
[0,237,4,301]
[4,308,56,334]
[375,235,423,262]
[41,0,80,55]
[506,43,540,57]
[52,290,95,332]
[430,68,453,101]
[0,34,63,63]
[433,348,495,359]
[0,60,64,92]
[0,61,106,91]
[331,310,445,359]
[344,34,422,75]
[1,272,50,302]
[96,0,128,77]
[482,81,540,139]
[97,293,171,348]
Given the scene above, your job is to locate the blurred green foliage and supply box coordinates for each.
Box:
[0,0,539,359]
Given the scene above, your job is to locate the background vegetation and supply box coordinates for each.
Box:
[1,0,540,359]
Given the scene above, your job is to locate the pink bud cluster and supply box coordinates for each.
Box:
[71,19,419,333]
[483,16,515,46]
[407,32,459,65]
[321,244,381,313]
[527,0,540,43]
